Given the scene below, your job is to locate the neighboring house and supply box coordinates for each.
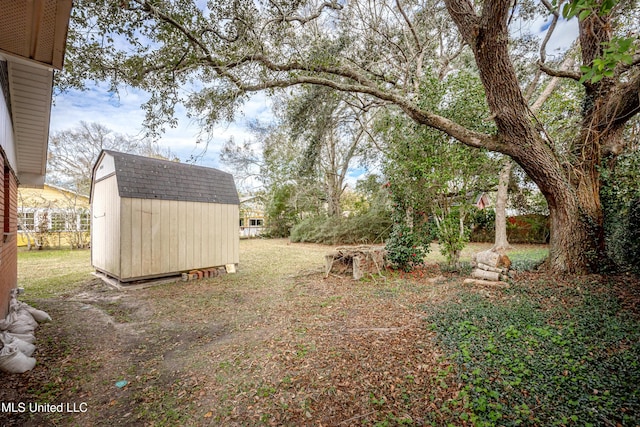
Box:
[17,184,90,249]
[438,191,493,210]
[239,195,265,238]
[91,150,240,283]
[0,1,72,318]
[474,192,491,210]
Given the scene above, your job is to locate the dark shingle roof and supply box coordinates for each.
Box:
[104,150,239,205]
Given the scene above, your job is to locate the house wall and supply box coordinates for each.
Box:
[0,68,17,319]
[0,60,17,172]
[118,198,239,281]
[17,184,91,248]
[0,153,18,319]
[91,175,121,277]
[18,185,90,205]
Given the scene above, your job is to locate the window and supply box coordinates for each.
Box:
[250,218,264,227]
[79,210,90,231]
[50,212,67,232]
[239,218,245,227]
[18,212,34,231]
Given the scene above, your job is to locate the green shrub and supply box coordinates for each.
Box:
[470,208,495,243]
[470,212,550,244]
[604,195,640,274]
[263,184,301,238]
[436,211,470,267]
[506,214,550,243]
[385,223,428,271]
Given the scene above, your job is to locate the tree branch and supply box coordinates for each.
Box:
[530,56,576,113]
[538,0,562,64]
[604,72,640,127]
[538,61,582,81]
[395,0,422,52]
[136,0,211,57]
[224,70,504,153]
[265,0,343,26]
[444,0,479,45]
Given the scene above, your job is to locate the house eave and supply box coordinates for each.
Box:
[17,172,45,188]
[0,0,73,71]
[6,59,53,188]
[0,0,72,187]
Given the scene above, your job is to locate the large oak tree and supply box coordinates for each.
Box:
[61,0,640,273]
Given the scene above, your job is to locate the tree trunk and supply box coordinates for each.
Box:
[546,195,604,274]
[325,174,343,217]
[443,0,617,274]
[492,160,512,252]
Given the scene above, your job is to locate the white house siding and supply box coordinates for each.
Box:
[0,64,17,171]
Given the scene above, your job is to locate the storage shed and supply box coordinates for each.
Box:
[90,150,240,283]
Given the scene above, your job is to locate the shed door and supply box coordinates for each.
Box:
[91,177,120,276]
[91,182,107,271]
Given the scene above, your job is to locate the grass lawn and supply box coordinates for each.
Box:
[6,240,638,426]
[17,248,92,298]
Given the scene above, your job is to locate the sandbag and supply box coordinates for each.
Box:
[7,297,51,323]
[0,343,36,373]
[26,307,51,323]
[5,332,36,344]
[0,314,11,331]
[6,309,38,334]
[21,304,52,323]
[0,332,35,357]
[0,310,38,334]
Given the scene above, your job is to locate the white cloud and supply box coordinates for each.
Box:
[513,13,579,58]
[543,18,579,58]
[51,83,148,136]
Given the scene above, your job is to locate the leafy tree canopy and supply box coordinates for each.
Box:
[60,0,640,273]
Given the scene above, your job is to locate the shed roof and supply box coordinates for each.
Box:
[103,150,239,205]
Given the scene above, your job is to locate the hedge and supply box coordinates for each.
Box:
[471,214,550,244]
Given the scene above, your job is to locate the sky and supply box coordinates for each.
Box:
[50,83,274,171]
[49,10,578,189]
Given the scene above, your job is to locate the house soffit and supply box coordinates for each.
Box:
[0,0,73,71]
[0,0,72,188]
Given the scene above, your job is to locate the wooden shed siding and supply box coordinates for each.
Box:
[185,201,194,268]
[120,197,132,279]
[141,198,152,275]
[213,203,222,266]
[118,197,238,280]
[92,176,121,276]
[178,201,187,268]
[169,201,179,272]
[107,177,121,277]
